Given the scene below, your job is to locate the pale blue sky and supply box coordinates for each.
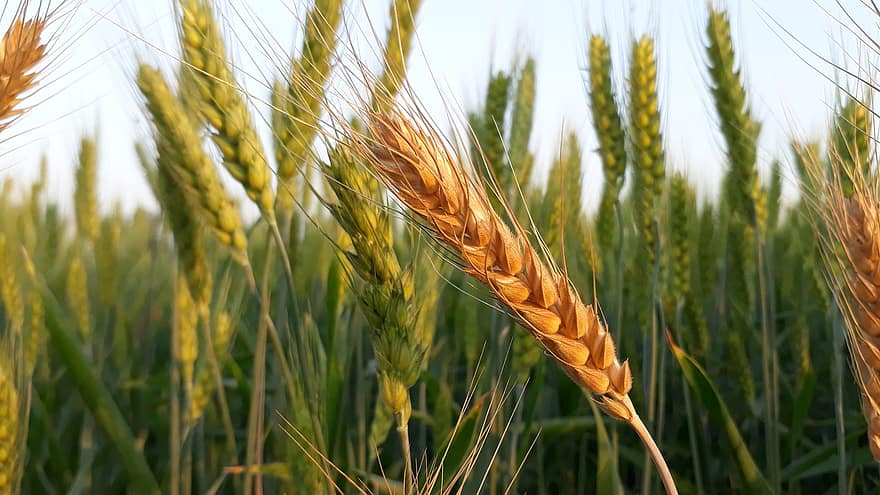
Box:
[0,0,874,218]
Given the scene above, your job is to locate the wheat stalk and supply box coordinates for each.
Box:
[345,106,677,494]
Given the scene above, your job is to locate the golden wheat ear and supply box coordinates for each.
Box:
[336,105,676,494]
[806,130,880,461]
[0,12,48,134]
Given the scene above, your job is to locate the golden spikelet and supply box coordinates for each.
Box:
[0,17,46,133]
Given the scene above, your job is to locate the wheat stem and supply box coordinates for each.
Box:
[628,402,678,495]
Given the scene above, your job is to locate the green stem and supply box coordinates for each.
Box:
[756,230,779,492]
[832,312,846,495]
[677,302,704,494]
[396,412,413,493]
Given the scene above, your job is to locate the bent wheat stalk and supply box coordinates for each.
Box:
[347,107,677,494]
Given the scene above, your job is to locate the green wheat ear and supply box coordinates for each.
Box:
[136,64,249,266]
[178,0,275,223]
[0,237,23,336]
[508,57,536,193]
[831,95,872,198]
[589,35,627,254]
[629,35,665,268]
[73,136,98,243]
[0,344,22,495]
[273,0,344,213]
[706,6,760,221]
[541,131,583,260]
[374,0,423,112]
[482,70,512,196]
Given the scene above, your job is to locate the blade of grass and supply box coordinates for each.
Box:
[667,331,771,494]
[41,281,161,494]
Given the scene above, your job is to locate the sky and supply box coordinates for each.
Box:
[0,0,875,218]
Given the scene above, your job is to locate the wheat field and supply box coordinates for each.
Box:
[2,0,880,494]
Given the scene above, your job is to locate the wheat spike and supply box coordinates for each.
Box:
[0,349,20,494]
[0,236,23,335]
[361,110,630,401]
[179,0,275,222]
[820,187,880,459]
[0,16,46,133]
[350,107,677,493]
[136,64,249,266]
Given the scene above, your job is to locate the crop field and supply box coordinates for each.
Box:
[1,0,880,493]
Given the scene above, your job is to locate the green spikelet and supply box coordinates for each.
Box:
[324,145,427,430]
[25,288,42,377]
[273,0,344,212]
[66,256,90,341]
[831,95,872,198]
[482,70,512,195]
[155,162,212,315]
[669,174,694,303]
[629,35,665,267]
[174,274,199,390]
[766,160,782,232]
[136,64,249,266]
[684,290,709,356]
[29,155,47,223]
[793,314,812,380]
[0,348,22,495]
[188,311,231,424]
[590,35,628,253]
[187,363,214,424]
[73,136,99,243]
[212,310,232,359]
[706,6,760,222]
[374,0,423,112]
[178,0,275,221]
[94,217,120,306]
[541,132,583,257]
[508,57,536,191]
[0,237,23,335]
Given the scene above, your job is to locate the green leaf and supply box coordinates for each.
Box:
[42,283,161,495]
[788,370,816,463]
[667,332,772,494]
